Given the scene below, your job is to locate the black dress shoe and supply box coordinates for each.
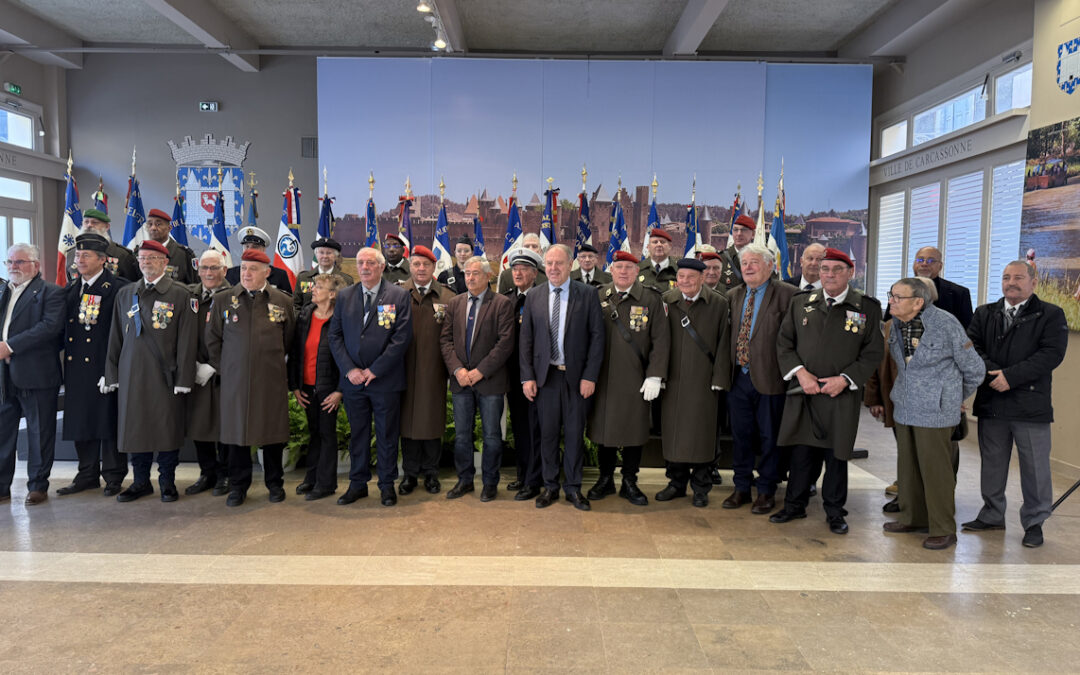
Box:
[535,488,559,508]
[692,493,709,508]
[515,486,541,501]
[586,475,616,500]
[398,476,418,495]
[566,491,591,511]
[268,486,286,503]
[446,480,475,499]
[480,485,497,502]
[160,485,179,502]
[506,480,524,492]
[295,482,314,495]
[211,477,230,497]
[655,484,686,502]
[961,518,1005,531]
[809,484,818,497]
[828,517,849,535]
[769,509,807,524]
[103,483,123,497]
[619,478,648,506]
[710,467,723,485]
[116,483,154,502]
[883,497,900,513]
[305,488,336,501]
[57,481,99,496]
[184,476,214,496]
[226,490,246,507]
[1022,524,1044,548]
[424,476,441,494]
[337,485,369,505]
[380,489,397,507]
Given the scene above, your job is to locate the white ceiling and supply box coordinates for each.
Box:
[1,0,984,71]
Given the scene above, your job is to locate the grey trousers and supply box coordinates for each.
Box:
[976,418,1053,531]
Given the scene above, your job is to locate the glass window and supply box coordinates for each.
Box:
[943,170,984,297]
[0,216,7,255]
[881,121,907,157]
[875,191,906,309]
[995,63,1032,114]
[0,175,32,201]
[0,109,34,150]
[984,160,1024,302]
[912,87,987,146]
[907,183,940,272]
[12,217,31,245]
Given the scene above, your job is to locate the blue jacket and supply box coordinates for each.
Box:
[329,281,412,393]
[888,303,984,428]
[0,274,65,392]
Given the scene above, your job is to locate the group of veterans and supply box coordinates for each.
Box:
[0,207,1067,549]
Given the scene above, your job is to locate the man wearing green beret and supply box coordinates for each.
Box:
[75,209,140,282]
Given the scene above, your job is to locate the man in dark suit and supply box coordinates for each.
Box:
[570,244,611,287]
[722,243,798,515]
[440,257,515,501]
[895,246,973,328]
[57,233,129,497]
[0,244,65,505]
[437,235,473,294]
[502,249,544,500]
[329,246,412,507]
[520,243,605,511]
[225,226,294,294]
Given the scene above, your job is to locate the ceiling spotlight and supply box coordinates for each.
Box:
[417,0,433,12]
[433,31,447,50]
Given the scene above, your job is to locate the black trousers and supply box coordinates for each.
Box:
[783,444,848,520]
[401,438,440,480]
[597,445,642,479]
[667,462,713,495]
[225,443,284,492]
[73,439,127,486]
[535,368,586,494]
[507,386,542,488]
[302,385,340,490]
[193,440,227,482]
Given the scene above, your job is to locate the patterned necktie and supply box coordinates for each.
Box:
[1005,306,1017,330]
[550,287,562,363]
[465,296,479,363]
[736,286,757,367]
[826,297,836,309]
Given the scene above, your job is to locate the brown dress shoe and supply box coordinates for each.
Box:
[721,490,752,509]
[923,534,957,550]
[25,490,48,505]
[883,521,927,533]
[750,494,776,515]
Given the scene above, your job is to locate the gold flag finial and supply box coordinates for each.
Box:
[130,146,137,177]
[651,173,658,199]
[288,168,295,188]
[756,171,764,198]
[546,176,554,192]
[439,176,446,203]
[66,148,73,176]
[581,164,587,192]
[512,172,518,196]
[405,175,413,199]
[616,173,623,200]
[217,163,223,186]
[247,171,258,191]
[368,171,375,198]
[323,166,328,195]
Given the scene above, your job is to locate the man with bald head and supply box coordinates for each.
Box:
[907,246,973,329]
[795,243,825,292]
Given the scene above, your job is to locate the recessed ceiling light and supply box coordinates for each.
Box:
[417,1,433,13]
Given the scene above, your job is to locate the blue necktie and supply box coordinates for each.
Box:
[550,287,562,363]
[465,295,479,363]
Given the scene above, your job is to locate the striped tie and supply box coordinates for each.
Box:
[550,287,562,363]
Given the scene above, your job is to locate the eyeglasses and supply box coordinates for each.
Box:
[199,265,224,271]
[887,293,916,301]
[3,259,33,266]
[913,257,938,264]
[136,256,166,263]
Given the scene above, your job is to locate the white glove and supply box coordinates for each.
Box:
[173,386,191,395]
[195,362,216,387]
[97,376,110,394]
[640,376,662,402]
[711,386,723,392]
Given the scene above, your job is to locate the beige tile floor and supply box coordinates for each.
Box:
[2,410,1080,672]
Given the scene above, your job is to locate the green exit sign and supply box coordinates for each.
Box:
[3,82,21,96]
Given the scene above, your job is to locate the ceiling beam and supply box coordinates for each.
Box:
[663,0,731,57]
[838,0,984,59]
[436,0,467,53]
[0,0,83,69]
[143,0,260,72]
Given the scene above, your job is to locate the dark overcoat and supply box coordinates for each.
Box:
[401,280,455,439]
[185,281,230,442]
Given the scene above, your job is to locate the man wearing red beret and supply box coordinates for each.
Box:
[770,247,883,535]
[637,228,679,291]
[717,214,756,294]
[134,208,197,284]
[206,248,296,507]
[700,251,724,292]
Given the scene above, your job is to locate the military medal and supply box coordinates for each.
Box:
[79,293,102,331]
[432,303,446,323]
[151,300,174,329]
[377,304,396,328]
[106,257,119,274]
[166,265,179,279]
[299,280,313,294]
[629,305,648,332]
[268,303,286,323]
[845,310,866,334]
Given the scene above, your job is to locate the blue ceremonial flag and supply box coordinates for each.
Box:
[770,186,791,280]
[317,193,335,239]
[500,195,523,272]
[432,203,453,276]
[540,188,558,249]
[605,196,629,269]
[574,191,592,259]
[473,216,486,258]
[398,196,413,257]
[209,184,232,267]
[55,170,81,285]
[170,192,188,246]
[364,197,379,250]
[641,198,659,258]
[121,177,146,250]
[729,190,744,230]
[683,201,701,257]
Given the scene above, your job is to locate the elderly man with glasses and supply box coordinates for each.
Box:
[0,244,66,505]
